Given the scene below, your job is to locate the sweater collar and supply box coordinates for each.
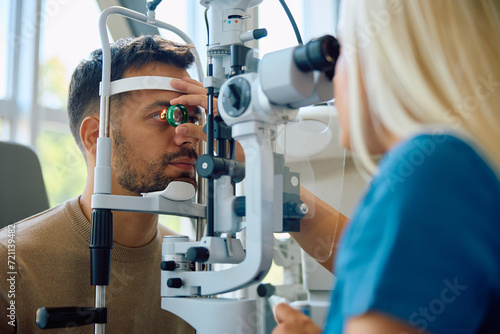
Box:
[66,196,161,263]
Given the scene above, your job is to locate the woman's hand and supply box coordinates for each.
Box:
[272,303,322,334]
[170,77,212,144]
[170,77,244,162]
[170,77,218,114]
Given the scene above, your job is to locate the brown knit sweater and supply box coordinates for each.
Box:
[0,197,194,333]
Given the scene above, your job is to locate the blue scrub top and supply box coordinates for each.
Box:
[324,133,500,334]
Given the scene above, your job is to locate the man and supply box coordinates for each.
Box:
[0,35,209,333]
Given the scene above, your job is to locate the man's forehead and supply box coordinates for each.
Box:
[107,76,183,96]
[105,62,191,98]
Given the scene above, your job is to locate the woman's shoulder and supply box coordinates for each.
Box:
[375,132,500,193]
[383,133,486,170]
[338,132,500,334]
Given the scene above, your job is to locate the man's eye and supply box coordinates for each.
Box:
[153,109,168,121]
[189,116,199,124]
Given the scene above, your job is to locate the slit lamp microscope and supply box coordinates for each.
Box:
[35,1,340,333]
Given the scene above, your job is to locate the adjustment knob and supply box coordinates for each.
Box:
[186,247,210,263]
[36,307,108,329]
[253,28,268,40]
[257,283,276,298]
[196,155,217,179]
[167,278,183,289]
[220,77,251,118]
[160,261,177,271]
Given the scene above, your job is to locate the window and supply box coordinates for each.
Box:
[0,0,9,100]
[259,0,338,57]
[259,0,304,55]
[36,0,103,206]
[156,2,207,79]
[39,0,102,110]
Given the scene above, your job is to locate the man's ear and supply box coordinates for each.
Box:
[80,116,100,156]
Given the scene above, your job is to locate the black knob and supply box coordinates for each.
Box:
[196,155,245,182]
[253,28,268,40]
[257,283,276,298]
[186,247,210,263]
[196,155,217,178]
[89,209,113,286]
[160,261,177,271]
[233,196,246,217]
[36,307,108,329]
[167,278,183,289]
[220,77,251,117]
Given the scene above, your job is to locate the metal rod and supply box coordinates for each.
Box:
[94,285,106,334]
[98,96,110,138]
[196,111,207,272]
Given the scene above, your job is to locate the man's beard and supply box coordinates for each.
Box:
[112,129,198,194]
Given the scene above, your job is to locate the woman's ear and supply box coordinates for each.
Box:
[80,116,100,156]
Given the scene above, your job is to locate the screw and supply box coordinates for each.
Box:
[296,203,309,215]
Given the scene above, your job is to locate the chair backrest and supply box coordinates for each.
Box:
[0,141,50,228]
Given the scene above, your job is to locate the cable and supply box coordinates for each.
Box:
[204,8,210,46]
[335,0,341,35]
[278,0,303,45]
[146,0,162,11]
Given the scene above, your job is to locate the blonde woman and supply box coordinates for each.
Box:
[274,1,500,333]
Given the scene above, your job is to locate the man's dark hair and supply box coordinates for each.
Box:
[68,35,195,153]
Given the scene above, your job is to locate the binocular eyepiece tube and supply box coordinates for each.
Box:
[293,35,340,74]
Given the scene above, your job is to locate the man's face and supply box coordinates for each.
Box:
[110,62,200,196]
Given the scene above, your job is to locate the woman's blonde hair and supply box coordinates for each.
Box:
[339,0,500,177]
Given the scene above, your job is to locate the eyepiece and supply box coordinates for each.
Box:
[293,35,340,73]
[166,104,189,127]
